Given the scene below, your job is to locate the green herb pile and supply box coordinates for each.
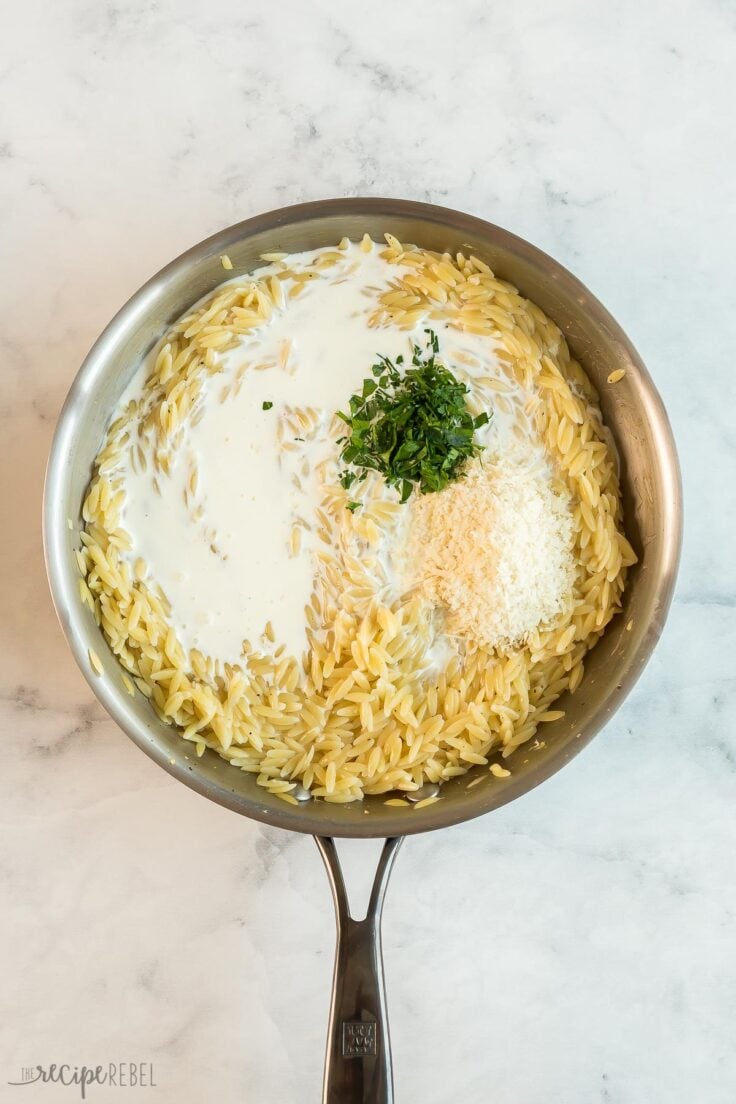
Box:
[337,330,489,505]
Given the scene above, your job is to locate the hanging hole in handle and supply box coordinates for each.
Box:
[329,838,390,921]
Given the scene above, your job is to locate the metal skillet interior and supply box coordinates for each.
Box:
[43,198,682,837]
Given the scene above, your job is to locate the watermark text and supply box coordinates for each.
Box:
[9,1063,156,1098]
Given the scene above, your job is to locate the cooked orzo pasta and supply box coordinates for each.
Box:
[76,234,636,803]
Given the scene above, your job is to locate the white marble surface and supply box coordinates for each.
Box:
[2,1,735,1101]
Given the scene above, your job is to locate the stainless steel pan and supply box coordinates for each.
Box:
[44,198,682,1103]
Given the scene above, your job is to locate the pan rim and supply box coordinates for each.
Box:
[43,197,683,837]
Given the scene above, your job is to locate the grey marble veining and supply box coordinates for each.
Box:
[1,0,734,1101]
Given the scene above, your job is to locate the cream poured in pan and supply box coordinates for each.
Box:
[115,244,536,663]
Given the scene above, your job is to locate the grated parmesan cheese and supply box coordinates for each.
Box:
[402,456,575,649]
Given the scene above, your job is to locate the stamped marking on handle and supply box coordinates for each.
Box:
[342,1021,377,1058]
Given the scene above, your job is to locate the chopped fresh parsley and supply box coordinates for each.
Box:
[262,400,273,410]
[346,501,361,513]
[337,329,490,503]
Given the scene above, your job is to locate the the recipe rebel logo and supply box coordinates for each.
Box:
[8,1063,157,1098]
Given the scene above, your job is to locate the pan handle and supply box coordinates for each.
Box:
[315,836,404,1104]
